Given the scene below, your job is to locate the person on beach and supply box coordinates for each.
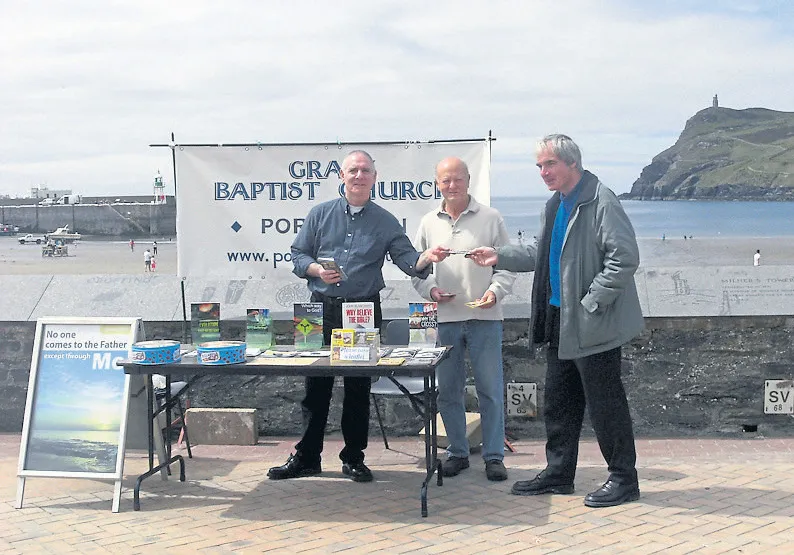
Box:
[143,248,152,272]
[268,150,449,484]
[152,241,158,256]
[411,157,516,482]
[129,239,135,252]
[754,249,761,266]
[467,134,644,508]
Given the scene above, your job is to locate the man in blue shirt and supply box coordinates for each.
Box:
[468,135,643,507]
[268,150,449,483]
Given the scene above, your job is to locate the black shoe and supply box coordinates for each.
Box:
[442,456,470,477]
[510,470,574,496]
[267,453,321,480]
[485,460,508,481]
[584,480,640,507]
[342,461,373,482]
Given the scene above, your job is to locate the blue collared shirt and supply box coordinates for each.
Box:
[291,197,430,297]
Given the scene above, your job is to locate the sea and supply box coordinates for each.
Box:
[491,197,794,240]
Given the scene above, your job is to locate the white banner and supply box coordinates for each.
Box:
[175,141,491,281]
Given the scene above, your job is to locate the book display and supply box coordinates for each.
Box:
[342,302,375,329]
[293,302,324,351]
[408,302,438,347]
[246,308,273,350]
[190,302,221,343]
[330,328,380,365]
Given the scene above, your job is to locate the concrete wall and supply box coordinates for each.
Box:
[3,265,794,439]
[3,316,793,439]
[0,203,176,237]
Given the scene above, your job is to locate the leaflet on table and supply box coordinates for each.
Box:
[260,349,298,358]
[394,347,446,365]
[408,302,438,347]
[377,357,406,366]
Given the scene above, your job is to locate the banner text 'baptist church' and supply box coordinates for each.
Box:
[213,159,441,202]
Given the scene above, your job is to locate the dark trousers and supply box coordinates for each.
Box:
[295,293,382,465]
[543,305,638,484]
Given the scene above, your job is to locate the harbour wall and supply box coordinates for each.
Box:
[2,266,794,440]
[0,202,176,237]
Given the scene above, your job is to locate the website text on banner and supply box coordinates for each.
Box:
[174,141,491,281]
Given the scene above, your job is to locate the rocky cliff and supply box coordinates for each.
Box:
[624,106,794,200]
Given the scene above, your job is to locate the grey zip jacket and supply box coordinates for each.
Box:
[496,171,644,359]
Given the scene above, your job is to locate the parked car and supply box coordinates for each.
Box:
[18,234,46,245]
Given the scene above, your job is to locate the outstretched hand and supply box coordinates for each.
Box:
[466,246,498,267]
[417,246,450,269]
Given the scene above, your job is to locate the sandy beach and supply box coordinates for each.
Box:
[0,236,790,275]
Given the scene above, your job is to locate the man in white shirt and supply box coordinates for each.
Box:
[754,250,761,266]
[143,249,152,272]
[412,157,517,481]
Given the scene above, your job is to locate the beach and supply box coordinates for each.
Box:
[0,236,790,275]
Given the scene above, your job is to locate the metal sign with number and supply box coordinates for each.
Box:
[764,379,794,414]
[506,382,537,417]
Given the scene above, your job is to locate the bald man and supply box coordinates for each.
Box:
[412,157,516,482]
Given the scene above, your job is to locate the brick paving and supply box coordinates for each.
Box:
[3,432,794,554]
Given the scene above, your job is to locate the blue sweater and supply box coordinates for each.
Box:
[549,182,582,306]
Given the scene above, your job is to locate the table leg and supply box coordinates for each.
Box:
[420,373,442,517]
[133,373,186,511]
[146,375,154,470]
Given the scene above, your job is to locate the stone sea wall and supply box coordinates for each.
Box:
[0,202,176,237]
[2,265,794,439]
[2,316,793,440]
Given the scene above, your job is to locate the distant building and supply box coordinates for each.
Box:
[712,94,719,108]
[30,186,72,200]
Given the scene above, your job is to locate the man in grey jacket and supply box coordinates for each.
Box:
[468,134,644,507]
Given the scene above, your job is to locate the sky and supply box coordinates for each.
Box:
[2,0,794,198]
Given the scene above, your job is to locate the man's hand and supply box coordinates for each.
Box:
[430,287,456,303]
[309,262,342,284]
[417,245,450,270]
[469,290,497,309]
[466,246,498,267]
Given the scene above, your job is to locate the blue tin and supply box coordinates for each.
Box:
[197,341,246,365]
[131,340,181,365]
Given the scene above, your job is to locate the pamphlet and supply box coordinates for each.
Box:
[246,308,273,350]
[408,302,438,347]
[190,302,220,344]
[317,257,348,280]
[330,327,379,365]
[293,302,324,351]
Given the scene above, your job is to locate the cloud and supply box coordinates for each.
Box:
[1,0,793,198]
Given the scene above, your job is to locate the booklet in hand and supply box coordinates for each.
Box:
[317,257,348,280]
